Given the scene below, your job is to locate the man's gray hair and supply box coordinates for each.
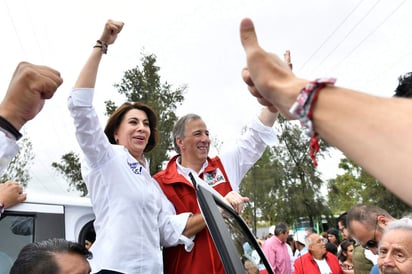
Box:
[173,113,202,154]
[347,204,392,235]
[305,233,316,247]
[384,218,412,234]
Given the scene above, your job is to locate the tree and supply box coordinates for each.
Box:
[327,158,365,213]
[240,116,334,232]
[327,158,412,218]
[239,149,282,234]
[53,52,186,193]
[0,134,34,187]
[52,152,87,197]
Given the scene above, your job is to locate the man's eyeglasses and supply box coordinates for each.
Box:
[315,238,328,244]
[361,218,378,249]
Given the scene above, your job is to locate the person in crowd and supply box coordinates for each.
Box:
[68,19,194,273]
[293,232,343,274]
[293,230,308,259]
[0,62,63,217]
[304,227,317,236]
[338,239,355,274]
[347,204,398,274]
[337,212,352,241]
[242,256,260,274]
[10,238,91,274]
[327,227,341,247]
[153,110,278,272]
[352,243,375,274]
[287,234,296,255]
[262,222,292,274]
[287,234,296,271]
[347,205,395,255]
[238,17,412,206]
[326,241,338,256]
[377,219,412,274]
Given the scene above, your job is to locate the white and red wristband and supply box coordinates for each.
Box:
[289,78,336,166]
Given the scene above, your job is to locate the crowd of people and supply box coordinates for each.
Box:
[256,204,412,274]
[1,16,412,274]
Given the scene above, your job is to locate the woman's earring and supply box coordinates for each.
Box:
[116,139,119,144]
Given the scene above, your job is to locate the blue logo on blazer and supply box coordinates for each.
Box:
[128,161,143,175]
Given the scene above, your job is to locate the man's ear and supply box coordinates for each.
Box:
[176,137,184,149]
[378,215,390,226]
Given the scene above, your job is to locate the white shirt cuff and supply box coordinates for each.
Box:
[171,212,196,251]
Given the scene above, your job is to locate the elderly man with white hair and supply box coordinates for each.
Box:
[293,233,343,274]
[378,218,412,274]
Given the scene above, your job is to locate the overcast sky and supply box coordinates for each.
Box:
[1,0,411,196]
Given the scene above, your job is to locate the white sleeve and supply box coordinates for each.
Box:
[220,114,278,192]
[67,88,114,167]
[0,132,19,174]
[156,183,195,251]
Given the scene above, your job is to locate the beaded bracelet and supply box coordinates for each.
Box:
[289,78,336,166]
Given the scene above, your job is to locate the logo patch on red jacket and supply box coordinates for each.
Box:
[203,168,226,186]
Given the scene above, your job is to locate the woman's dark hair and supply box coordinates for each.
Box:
[104,102,159,153]
[326,242,338,256]
[338,239,355,262]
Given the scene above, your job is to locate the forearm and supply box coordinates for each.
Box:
[313,87,412,205]
[74,48,103,88]
[258,107,278,126]
[182,213,206,237]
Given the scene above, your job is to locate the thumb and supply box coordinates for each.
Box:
[240,18,259,54]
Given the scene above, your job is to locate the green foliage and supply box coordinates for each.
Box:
[327,158,412,218]
[240,149,279,230]
[0,134,34,187]
[105,52,186,174]
[52,152,87,197]
[104,100,117,117]
[240,117,333,232]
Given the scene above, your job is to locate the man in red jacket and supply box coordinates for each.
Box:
[293,233,343,274]
[154,108,278,274]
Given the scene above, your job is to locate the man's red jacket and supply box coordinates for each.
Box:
[154,155,233,274]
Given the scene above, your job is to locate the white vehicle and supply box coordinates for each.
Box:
[0,193,95,274]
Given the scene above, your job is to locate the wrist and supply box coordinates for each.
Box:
[0,115,23,140]
[288,77,337,166]
[272,78,309,118]
[93,40,108,54]
[284,78,310,108]
[0,107,24,130]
